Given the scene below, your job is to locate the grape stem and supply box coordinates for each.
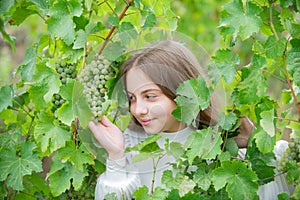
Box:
[97,0,133,55]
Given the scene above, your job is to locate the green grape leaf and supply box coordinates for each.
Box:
[132,150,164,163]
[30,63,61,101]
[118,22,138,46]
[143,12,157,28]
[46,15,75,45]
[220,0,262,40]
[129,134,163,163]
[253,127,276,153]
[34,112,71,155]
[172,76,211,125]
[0,0,14,15]
[287,121,300,138]
[210,49,239,85]
[251,54,267,70]
[132,186,168,200]
[184,127,222,165]
[56,141,95,171]
[166,142,185,161]
[9,2,37,26]
[47,155,88,197]
[224,138,238,157]
[281,90,292,104]
[212,160,258,200]
[0,19,16,51]
[132,186,150,200]
[0,85,14,113]
[162,170,196,197]
[217,112,237,131]
[28,62,60,109]
[126,134,162,152]
[246,141,275,185]
[264,36,287,59]
[73,29,87,49]
[291,183,300,200]
[0,142,43,191]
[259,5,284,36]
[277,192,290,200]
[0,127,22,150]
[286,39,300,87]
[287,21,300,38]
[15,173,50,199]
[108,15,120,26]
[78,128,108,164]
[73,21,101,49]
[260,109,275,137]
[57,79,94,127]
[17,47,37,81]
[30,0,49,15]
[193,167,212,191]
[102,41,126,61]
[237,68,267,104]
[285,160,300,184]
[46,0,81,45]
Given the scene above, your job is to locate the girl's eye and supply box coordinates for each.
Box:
[128,95,135,101]
[146,94,156,99]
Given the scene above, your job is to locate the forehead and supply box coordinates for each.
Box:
[126,68,160,93]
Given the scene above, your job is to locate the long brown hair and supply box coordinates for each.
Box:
[120,40,219,128]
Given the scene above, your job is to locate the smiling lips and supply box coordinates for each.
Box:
[140,119,152,126]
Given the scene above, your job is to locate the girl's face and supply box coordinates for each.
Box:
[126,68,185,134]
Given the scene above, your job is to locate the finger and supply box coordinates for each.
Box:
[101,115,114,127]
[88,121,104,135]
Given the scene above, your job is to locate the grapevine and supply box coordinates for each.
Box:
[1,0,300,199]
[78,55,116,118]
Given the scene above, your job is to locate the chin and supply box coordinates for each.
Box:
[143,126,163,134]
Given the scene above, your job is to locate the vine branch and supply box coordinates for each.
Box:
[97,0,133,55]
[283,51,300,121]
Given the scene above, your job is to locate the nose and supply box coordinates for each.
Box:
[131,99,148,116]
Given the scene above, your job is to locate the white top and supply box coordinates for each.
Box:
[94,126,294,200]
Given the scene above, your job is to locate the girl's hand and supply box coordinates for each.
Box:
[88,115,125,160]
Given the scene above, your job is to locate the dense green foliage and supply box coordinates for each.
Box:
[0,0,300,199]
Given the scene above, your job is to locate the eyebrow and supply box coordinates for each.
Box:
[127,88,161,95]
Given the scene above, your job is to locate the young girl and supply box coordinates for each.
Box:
[88,40,293,199]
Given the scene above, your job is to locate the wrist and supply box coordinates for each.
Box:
[108,151,125,160]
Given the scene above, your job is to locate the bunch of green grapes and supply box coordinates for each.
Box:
[55,59,77,85]
[52,93,65,110]
[78,55,115,118]
[279,138,300,171]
